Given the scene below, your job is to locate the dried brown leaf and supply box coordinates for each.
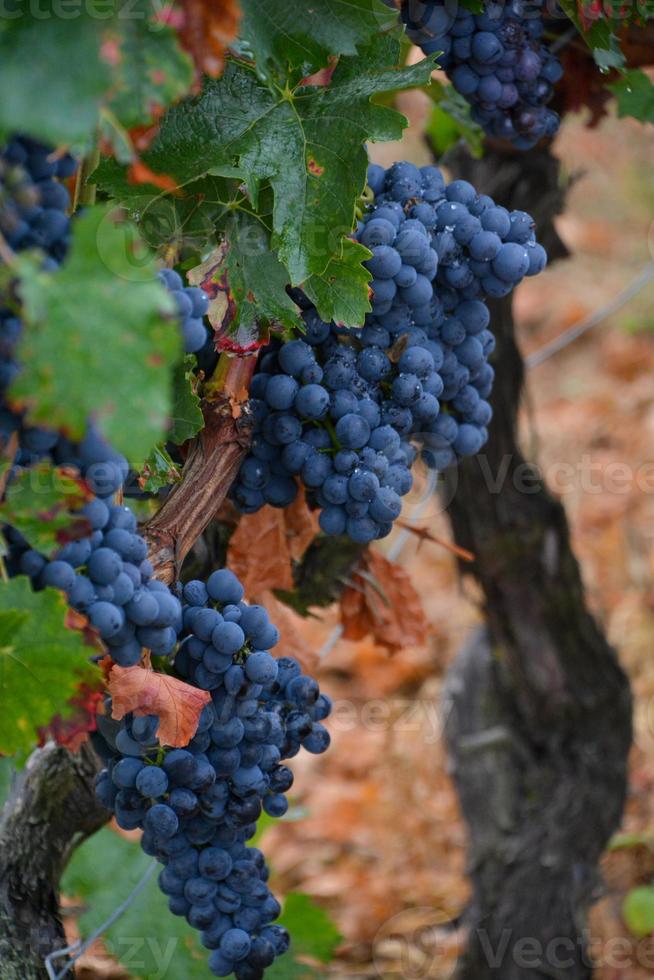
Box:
[283,486,320,562]
[228,506,295,596]
[178,0,241,78]
[108,665,211,747]
[340,550,428,653]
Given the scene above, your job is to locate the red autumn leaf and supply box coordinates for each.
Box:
[340,550,428,653]
[177,0,241,78]
[127,158,178,193]
[300,58,338,89]
[187,247,271,355]
[65,607,105,654]
[108,664,211,747]
[38,684,105,752]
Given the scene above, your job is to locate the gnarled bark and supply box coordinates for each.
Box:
[441,145,633,979]
[0,743,106,979]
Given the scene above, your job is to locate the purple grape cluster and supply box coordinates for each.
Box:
[230,159,546,539]
[0,135,211,472]
[400,0,562,148]
[159,267,210,354]
[0,136,77,450]
[95,567,332,979]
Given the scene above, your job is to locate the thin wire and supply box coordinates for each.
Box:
[44,861,157,980]
[525,261,654,369]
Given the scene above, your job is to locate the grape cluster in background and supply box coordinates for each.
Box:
[94,566,331,980]
[398,0,562,148]
[0,136,211,471]
[230,159,547,543]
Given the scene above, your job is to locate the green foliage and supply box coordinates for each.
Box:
[170,356,204,445]
[225,213,301,335]
[623,885,654,938]
[135,42,435,322]
[63,827,339,978]
[425,84,484,158]
[610,70,654,124]
[11,205,181,467]
[139,445,182,494]
[240,0,395,72]
[0,2,108,145]
[106,15,193,130]
[0,0,195,149]
[557,0,626,69]
[302,238,373,326]
[278,892,342,963]
[0,577,98,755]
[0,463,90,557]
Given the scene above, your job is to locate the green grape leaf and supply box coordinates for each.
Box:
[556,0,625,68]
[302,237,372,326]
[62,827,210,979]
[224,213,301,339]
[426,83,484,158]
[278,892,342,963]
[105,14,194,130]
[623,886,654,939]
[0,577,98,755]
[240,0,395,72]
[610,69,654,124]
[0,463,92,557]
[139,445,182,494]
[170,355,204,445]
[62,830,338,979]
[0,2,109,145]
[10,205,180,468]
[145,43,436,291]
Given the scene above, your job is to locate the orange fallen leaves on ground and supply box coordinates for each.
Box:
[108,665,210,747]
[340,550,428,653]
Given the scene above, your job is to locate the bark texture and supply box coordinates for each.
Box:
[0,743,106,978]
[441,145,633,979]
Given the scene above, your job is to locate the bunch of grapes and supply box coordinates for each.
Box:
[0,134,212,478]
[399,0,562,148]
[158,267,210,355]
[0,136,78,450]
[95,567,331,979]
[230,159,546,540]
[0,134,76,259]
